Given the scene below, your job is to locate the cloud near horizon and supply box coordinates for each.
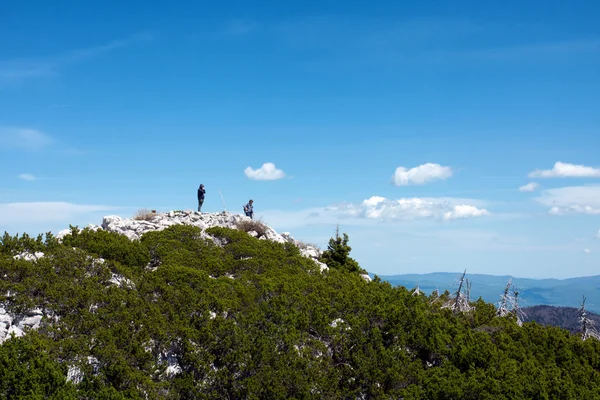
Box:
[329,196,490,221]
[536,186,600,215]
[244,162,286,180]
[529,162,600,178]
[392,163,452,186]
[0,128,53,150]
[0,202,120,227]
[519,182,539,192]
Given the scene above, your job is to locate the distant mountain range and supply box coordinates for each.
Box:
[375,272,600,313]
[521,305,600,334]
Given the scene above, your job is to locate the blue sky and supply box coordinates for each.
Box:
[1,0,599,278]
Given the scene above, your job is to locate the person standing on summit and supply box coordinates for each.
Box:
[197,184,206,212]
[243,199,254,219]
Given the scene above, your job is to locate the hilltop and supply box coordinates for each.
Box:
[1,212,600,399]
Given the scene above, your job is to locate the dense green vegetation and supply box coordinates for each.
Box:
[1,226,600,399]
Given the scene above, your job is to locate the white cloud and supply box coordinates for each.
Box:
[443,205,490,220]
[0,128,53,150]
[392,163,452,186]
[518,182,539,192]
[0,202,118,226]
[529,162,600,178]
[330,196,489,221]
[584,248,591,254]
[244,162,286,180]
[537,186,600,215]
[18,173,36,181]
[548,205,600,215]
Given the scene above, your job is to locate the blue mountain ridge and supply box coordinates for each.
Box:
[373,272,600,314]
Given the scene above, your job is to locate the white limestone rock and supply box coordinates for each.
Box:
[315,260,329,272]
[300,247,321,259]
[0,308,45,344]
[13,251,44,262]
[56,228,72,240]
[0,308,12,343]
[18,309,43,330]
[67,365,83,384]
[109,273,135,289]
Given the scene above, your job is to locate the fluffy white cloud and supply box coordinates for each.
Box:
[392,163,452,186]
[584,248,592,254]
[244,162,286,180]
[18,173,36,181]
[0,128,53,150]
[443,205,490,220]
[529,162,600,178]
[536,186,600,215]
[518,182,539,192]
[329,196,489,221]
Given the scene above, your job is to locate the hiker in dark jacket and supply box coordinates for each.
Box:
[197,184,206,212]
[243,199,254,219]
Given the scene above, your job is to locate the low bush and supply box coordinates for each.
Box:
[61,227,150,267]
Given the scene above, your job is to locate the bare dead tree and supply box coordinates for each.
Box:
[412,285,422,296]
[429,287,441,305]
[466,278,472,303]
[512,290,526,327]
[579,296,600,341]
[496,279,526,325]
[496,279,512,317]
[443,270,472,314]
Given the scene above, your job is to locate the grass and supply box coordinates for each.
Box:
[235,218,268,238]
[133,208,156,221]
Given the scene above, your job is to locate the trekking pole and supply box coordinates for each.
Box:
[218,189,227,212]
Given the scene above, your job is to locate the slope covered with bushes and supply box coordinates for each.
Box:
[1,225,600,399]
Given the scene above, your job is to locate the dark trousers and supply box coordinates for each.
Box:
[198,198,204,212]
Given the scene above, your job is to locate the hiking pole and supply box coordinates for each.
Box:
[218,189,227,212]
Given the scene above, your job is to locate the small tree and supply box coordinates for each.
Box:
[319,225,361,273]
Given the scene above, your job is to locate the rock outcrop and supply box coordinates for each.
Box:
[0,307,44,344]
[57,210,327,271]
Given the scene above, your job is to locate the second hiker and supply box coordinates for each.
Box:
[243,199,254,219]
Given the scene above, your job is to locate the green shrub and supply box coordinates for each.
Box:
[62,227,150,267]
[141,225,227,275]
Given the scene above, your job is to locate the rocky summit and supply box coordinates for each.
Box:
[57,210,329,271]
